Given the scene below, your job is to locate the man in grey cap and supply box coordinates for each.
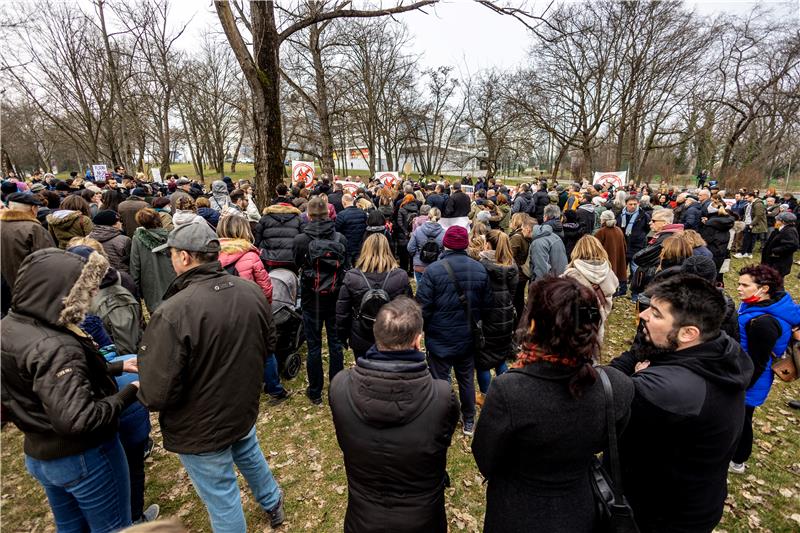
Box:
[760,211,799,277]
[168,177,193,209]
[137,222,285,531]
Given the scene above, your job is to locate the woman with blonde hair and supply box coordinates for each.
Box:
[562,235,619,342]
[476,230,519,404]
[680,229,713,258]
[467,221,489,260]
[659,235,694,271]
[336,233,413,360]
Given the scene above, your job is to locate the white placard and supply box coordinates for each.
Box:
[150,168,162,183]
[92,164,107,181]
[292,161,315,186]
[374,171,399,187]
[334,179,363,194]
[593,171,627,189]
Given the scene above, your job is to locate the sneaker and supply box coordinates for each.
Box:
[268,389,291,405]
[733,253,744,258]
[133,504,160,523]
[267,491,285,528]
[788,399,800,410]
[143,438,155,460]
[729,461,746,474]
[745,253,753,258]
[462,418,475,437]
[305,389,322,405]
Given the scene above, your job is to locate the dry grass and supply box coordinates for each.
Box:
[2,254,799,532]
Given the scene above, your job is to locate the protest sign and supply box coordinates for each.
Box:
[92,164,107,181]
[292,161,315,186]
[375,171,399,187]
[593,171,627,189]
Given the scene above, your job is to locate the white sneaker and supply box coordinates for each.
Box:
[728,461,745,474]
[745,253,753,258]
[137,504,160,523]
[733,253,744,258]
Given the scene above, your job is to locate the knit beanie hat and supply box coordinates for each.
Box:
[681,255,717,284]
[93,209,120,226]
[443,225,468,250]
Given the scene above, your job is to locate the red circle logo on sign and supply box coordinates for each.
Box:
[294,163,315,186]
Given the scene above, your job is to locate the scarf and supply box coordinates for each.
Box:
[511,344,583,369]
[621,207,640,237]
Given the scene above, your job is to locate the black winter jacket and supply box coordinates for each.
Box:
[443,191,471,218]
[416,250,491,358]
[700,214,734,269]
[618,209,651,259]
[531,189,550,222]
[609,333,753,532]
[293,219,350,310]
[477,256,518,370]
[472,364,633,533]
[335,206,368,261]
[1,249,137,460]
[761,225,799,277]
[329,347,459,533]
[395,202,420,245]
[137,261,276,454]
[335,268,412,356]
[254,204,304,269]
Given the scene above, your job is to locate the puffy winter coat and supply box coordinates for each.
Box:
[682,202,703,230]
[531,189,550,222]
[443,191,470,218]
[477,254,518,370]
[335,268,412,356]
[396,202,420,246]
[576,204,595,236]
[0,249,137,460]
[529,224,568,281]
[218,238,273,302]
[293,219,350,310]
[47,209,93,249]
[511,191,532,215]
[130,227,176,313]
[509,229,531,278]
[329,347,459,533]
[416,250,491,359]
[137,261,276,454]
[88,224,131,273]
[562,259,618,342]
[407,221,445,270]
[197,207,220,228]
[255,204,304,269]
[335,206,368,261]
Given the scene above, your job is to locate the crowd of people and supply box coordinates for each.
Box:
[1,166,800,533]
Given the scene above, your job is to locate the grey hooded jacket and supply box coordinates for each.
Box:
[528,224,568,281]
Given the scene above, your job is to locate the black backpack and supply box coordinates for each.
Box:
[356,270,392,328]
[630,243,663,293]
[420,237,441,264]
[304,236,347,295]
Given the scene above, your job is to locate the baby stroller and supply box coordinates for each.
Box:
[270,268,304,379]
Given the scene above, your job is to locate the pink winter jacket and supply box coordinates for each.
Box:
[218,238,273,303]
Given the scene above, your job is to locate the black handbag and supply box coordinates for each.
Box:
[590,367,640,533]
[441,259,485,350]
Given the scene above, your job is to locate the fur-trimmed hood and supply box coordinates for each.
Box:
[0,209,39,223]
[219,237,258,260]
[11,248,109,327]
[263,203,301,216]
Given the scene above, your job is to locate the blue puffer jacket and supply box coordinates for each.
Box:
[416,250,491,359]
[738,292,800,406]
[682,202,703,230]
[407,221,445,269]
[335,206,368,260]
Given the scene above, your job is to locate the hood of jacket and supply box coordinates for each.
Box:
[401,202,419,215]
[11,248,109,327]
[134,227,169,251]
[219,238,258,261]
[89,224,123,243]
[569,259,611,285]
[652,332,753,391]
[578,203,595,214]
[210,181,231,209]
[420,221,444,238]
[302,219,336,239]
[46,209,82,227]
[264,204,301,216]
[173,211,202,226]
[705,215,734,230]
[348,346,433,427]
[533,223,554,238]
[543,218,563,235]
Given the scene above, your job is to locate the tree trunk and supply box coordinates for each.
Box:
[551,142,569,180]
[159,96,172,175]
[310,24,335,178]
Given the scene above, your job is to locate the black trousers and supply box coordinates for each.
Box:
[122,439,146,521]
[732,405,756,464]
[428,352,475,422]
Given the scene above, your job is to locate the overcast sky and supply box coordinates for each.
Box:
[171,0,796,71]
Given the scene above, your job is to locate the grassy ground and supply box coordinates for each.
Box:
[2,254,799,532]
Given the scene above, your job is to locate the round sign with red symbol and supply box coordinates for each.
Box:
[596,173,623,189]
[378,172,398,187]
[292,162,315,186]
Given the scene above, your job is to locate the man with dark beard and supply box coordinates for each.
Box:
[609,274,753,533]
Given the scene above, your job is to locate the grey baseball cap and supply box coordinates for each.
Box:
[152,221,220,253]
[176,177,191,185]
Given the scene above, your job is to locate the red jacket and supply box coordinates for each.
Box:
[218,238,273,303]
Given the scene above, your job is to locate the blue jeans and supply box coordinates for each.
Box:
[477,363,508,394]
[414,270,424,285]
[263,354,286,396]
[179,426,281,533]
[25,437,131,532]
[302,309,344,400]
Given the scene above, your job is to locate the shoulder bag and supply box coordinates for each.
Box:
[442,259,485,350]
